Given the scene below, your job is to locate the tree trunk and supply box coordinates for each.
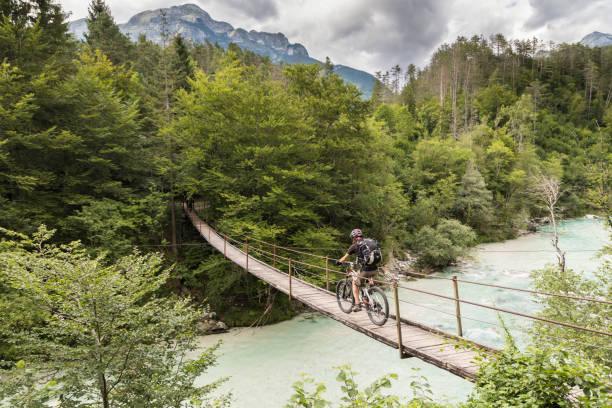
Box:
[464,57,472,132]
[549,204,565,273]
[439,68,444,106]
[534,171,565,272]
[100,373,110,408]
[164,44,177,255]
[452,54,458,140]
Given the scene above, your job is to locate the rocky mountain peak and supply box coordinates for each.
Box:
[580,31,612,48]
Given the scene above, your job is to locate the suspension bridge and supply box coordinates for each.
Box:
[184,204,611,381]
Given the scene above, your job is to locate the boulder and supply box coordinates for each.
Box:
[215,321,229,331]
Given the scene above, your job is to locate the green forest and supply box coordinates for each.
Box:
[0,0,611,406]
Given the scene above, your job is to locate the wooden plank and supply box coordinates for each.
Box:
[404,340,447,350]
[403,335,443,345]
[418,342,458,352]
[442,355,479,367]
[402,331,441,341]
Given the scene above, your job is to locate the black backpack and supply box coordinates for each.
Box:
[358,238,382,266]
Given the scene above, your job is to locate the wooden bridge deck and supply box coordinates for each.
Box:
[185,206,495,381]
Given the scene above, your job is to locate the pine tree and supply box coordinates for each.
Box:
[85,0,133,65]
[0,0,71,74]
[170,34,194,92]
[455,160,493,232]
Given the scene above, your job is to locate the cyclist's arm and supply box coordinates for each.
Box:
[337,243,358,264]
[338,253,350,263]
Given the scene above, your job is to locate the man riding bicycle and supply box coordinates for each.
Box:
[336,228,381,312]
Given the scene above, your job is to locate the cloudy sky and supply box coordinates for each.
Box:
[58,0,611,74]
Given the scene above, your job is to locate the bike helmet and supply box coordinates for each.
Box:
[349,228,363,239]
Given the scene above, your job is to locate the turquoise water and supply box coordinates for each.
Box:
[399,218,610,348]
[196,218,610,407]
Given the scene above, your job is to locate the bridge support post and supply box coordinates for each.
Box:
[224,231,227,258]
[452,276,463,337]
[325,256,329,292]
[288,258,292,300]
[393,282,404,359]
[245,236,249,273]
[273,244,277,269]
[208,223,211,240]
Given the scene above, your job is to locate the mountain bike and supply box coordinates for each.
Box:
[335,262,389,326]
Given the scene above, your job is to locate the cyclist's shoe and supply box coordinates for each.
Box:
[352,304,362,312]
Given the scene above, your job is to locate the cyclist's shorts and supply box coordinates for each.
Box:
[352,266,377,286]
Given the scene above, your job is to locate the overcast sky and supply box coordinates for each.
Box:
[58,0,611,74]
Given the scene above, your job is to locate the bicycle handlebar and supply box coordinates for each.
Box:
[338,261,356,268]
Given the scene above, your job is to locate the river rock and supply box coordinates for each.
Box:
[380,251,419,281]
[197,320,216,334]
[202,311,217,320]
[197,311,229,334]
[527,217,550,232]
[215,321,229,331]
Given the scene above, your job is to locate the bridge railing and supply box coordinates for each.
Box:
[184,205,612,355]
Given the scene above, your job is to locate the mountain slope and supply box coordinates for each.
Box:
[580,31,612,48]
[69,3,375,98]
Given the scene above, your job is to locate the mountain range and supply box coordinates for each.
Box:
[580,31,612,48]
[68,3,376,98]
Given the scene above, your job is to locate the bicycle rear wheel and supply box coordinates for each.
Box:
[336,279,354,313]
[366,286,389,325]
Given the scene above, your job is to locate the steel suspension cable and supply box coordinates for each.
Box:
[402,271,612,305]
[396,283,611,337]
[393,296,612,352]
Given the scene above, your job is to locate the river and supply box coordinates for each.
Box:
[196,218,610,407]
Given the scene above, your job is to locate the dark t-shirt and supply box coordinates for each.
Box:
[348,241,366,265]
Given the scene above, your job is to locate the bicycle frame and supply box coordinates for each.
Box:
[345,262,374,306]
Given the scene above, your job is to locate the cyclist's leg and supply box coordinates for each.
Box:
[352,275,360,306]
[352,266,364,310]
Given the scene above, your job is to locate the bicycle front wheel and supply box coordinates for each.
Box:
[336,279,354,313]
[366,286,389,326]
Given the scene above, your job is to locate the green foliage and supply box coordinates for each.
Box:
[465,342,611,407]
[411,138,472,187]
[475,84,516,124]
[172,61,403,251]
[286,349,612,408]
[286,366,445,408]
[0,226,229,407]
[499,94,535,151]
[411,219,476,267]
[454,160,493,233]
[85,0,134,65]
[0,0,72,75]
[171,34,195,91]
[68,192,168,257]
[530,263,612,366]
